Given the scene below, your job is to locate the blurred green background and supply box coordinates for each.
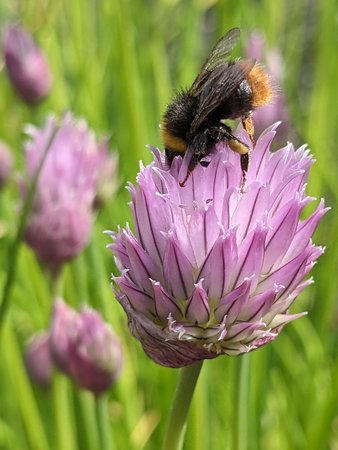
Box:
[0,0,337,449]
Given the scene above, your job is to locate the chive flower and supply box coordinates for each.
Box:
[25,331,53,389]
[3,24,52,104]
[22,113,113,275]
[108,124,327,368]
[50,299,123,394]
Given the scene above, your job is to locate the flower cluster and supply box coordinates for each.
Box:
[3,24,52,104]
[22,113,117,275]
[25,300,123,394]
[108,125,327,368]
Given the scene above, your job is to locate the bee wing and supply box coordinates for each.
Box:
[190,59,255,133]
[190,28,241,95]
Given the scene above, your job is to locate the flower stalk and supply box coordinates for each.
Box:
[96,394,114,450]
[162,360,203,450]
[236,355,250,450]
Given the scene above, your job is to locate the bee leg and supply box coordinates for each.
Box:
[179,154,199,187]
[242,112,255,143]
[225,131,250,193]
[179,171,191,187]
[240,152,250,193]
[190,129,210,157]
[210,126,248,154]
[209,125,232,142]
[179,131,209,187]
[209,126,250,192]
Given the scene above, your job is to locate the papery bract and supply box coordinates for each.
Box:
[108,124,327,368]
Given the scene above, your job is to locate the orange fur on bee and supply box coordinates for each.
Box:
[247,64,273,108]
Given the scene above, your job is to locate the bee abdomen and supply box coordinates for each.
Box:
[160,122,187,153]
[160,91,198,152]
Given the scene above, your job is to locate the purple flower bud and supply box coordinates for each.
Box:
[0,140,12,189]
[50,299,123,394]
[3,24,52,104]
[245,32,265,61]
[108,125,327,368]
[23,113,106,275]
[25,331,53,389]
[245,32,294,142]
[49,298,78,372]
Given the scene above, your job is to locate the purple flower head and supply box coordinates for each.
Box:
[23,113,107,275]
[108,125,327,368]
[3,24,52,104]
[50,299,123,394]
[0,140,13,189]
[245,32,293,142]
[25,331,53,389]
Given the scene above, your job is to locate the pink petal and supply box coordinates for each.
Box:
[215,278,251,324]
[124,230,162,293]
[113,274,155,318]
[186,280,210,324]
[231,224,268,291]
[163,235,195,300]
[263,197,303,272]
[197,228,238,300]
[188,207,221,267]
[151,280,182,322]
[231,182,269,243]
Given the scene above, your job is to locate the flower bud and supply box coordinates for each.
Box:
[0,140,12,189]
[245,31,294,142]
[3,24,52,104]
[49,298,78,372]
[25,331,53,389]
[50,299,123,394]
[22,113,106,275]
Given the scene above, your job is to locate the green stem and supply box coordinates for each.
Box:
[162,360,203,450]
[0,125,58,329]
[50,268,64,299]
[307,354,338,450]
[96,394,114,450]
[53,374,78,450]
[190,361,208,450]
[236,355,250,450]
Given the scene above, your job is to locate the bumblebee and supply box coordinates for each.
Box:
[160,27,273,187]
